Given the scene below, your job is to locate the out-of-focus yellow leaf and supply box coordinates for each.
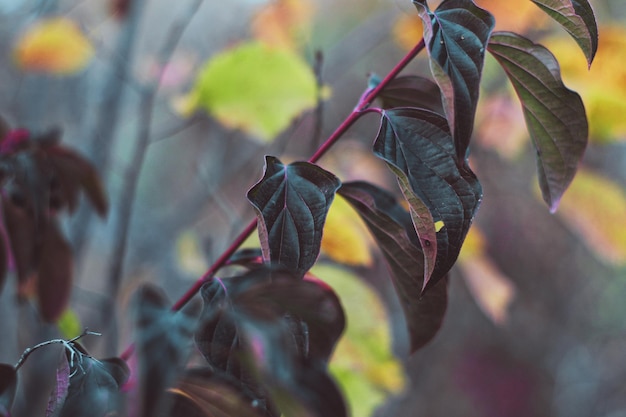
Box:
[458,227,516,325]
[545,26,626,142]
[14,17,94,75]
[251,0,314,51]
[475,95,528,159]
[393,14,423,51]
[175,230,208,276]
[555,169,626,265]
[311,263,406,417]
[321,195,373,267]
[57,308,81,339]
[179,41,322,141]
[475,0,548,33]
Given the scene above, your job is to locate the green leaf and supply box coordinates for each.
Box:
[186,41,321,141]
[413,0,495,160]
[488,31,588,212]
[56,309,82,339]
[338,181,449,353]
[372,109,481,291]
[531,0,598,67]
[133,285,198,417]
[247,156,341,277]
[0,364,17,417]
[377,75,445,115]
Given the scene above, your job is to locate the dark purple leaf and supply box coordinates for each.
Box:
[247,156,341,277]
[37,220,73,322]
[0,116,9,142]
[373,108,481,291]
[338,181,449,353]
[0,364,17,417]
[45,352,70,417]
[413,0,495,160]
[488,32,588,212]
[531,0,598,66]
[133,285,198,417]
[1,197,37,294]
[378,75,445,115]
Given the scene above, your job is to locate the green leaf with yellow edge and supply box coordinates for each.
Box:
[181,41,323,141]
[57,308,82,339]
[13,17,94,75]
[321,195,373,267]
[554,168,626,265]
[311,263,406,417]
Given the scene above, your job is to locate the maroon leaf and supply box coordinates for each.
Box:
[37,220,73,322]
[378,75,445,115]
[0,364,17,417]
[1,198,37,295]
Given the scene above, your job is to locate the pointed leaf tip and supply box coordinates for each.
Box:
[488,32,588,211]
[531,0,598,67]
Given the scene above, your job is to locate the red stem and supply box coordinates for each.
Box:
[119,39,425,361]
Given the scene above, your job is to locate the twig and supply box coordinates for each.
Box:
[14,329,100,371]
[104,0,205,353]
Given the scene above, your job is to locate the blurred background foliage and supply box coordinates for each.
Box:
[0,0,625,416]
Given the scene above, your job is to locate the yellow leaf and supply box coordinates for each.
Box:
[556,169,626,265]
[475,0,548,33]
[14,17,94,75]
[321,195,373,267]
[182,41,322,141]
[175,230,208,276]
[251,0,315,51]
[311,264,406,417]
[57,308,82,339]
[458,226,516,325]
[544,26,626,142]
[393,14,424,51]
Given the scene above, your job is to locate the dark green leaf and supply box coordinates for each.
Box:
[247,156,341,277]
[413,0,495,160]
[531,0,598,66]
[37,220,73,322]
[0,364,17,417]
[338,181,449,353]
[378,75,445,115]
[373,108,481,290]
[488,31,588,212]
[56,348,128,417]
[134,285,198,417]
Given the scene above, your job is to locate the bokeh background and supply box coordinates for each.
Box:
[1,0,625,416]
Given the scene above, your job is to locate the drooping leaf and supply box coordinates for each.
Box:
[373,108,481,290]
[413,0,495,160]
[320,194,373,267]
[180,41,322,141]
[378,75,444,115]
[488,31,588,212]
[0,364,17,417]
[1,197,37,294]
[531,0,598,66]
[133,285,198,417]
[338,181,449,353]
[247,156,341,277]
[13,17,94,75]
[311,264,406,417]
[37,220,73,322]
[54,346,129,417]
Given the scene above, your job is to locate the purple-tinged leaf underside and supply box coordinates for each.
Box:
[45,352,70,417]
[413,0,495,161]
[247,156,341,277]
[377,75,445,115]
[488,32,588,212]
[531,0,598,67]
[373,108,481,291]
[338,181,448,353]
[0,364,17,417]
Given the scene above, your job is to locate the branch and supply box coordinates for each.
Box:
[119,38,426,361]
